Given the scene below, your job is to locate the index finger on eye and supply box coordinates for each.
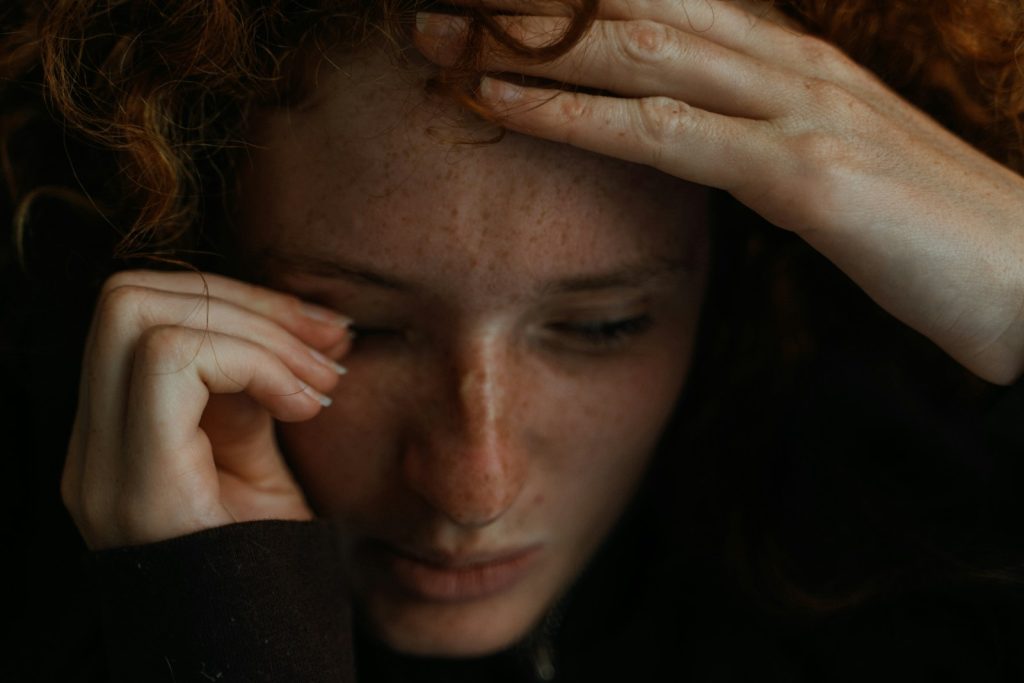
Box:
[99,270,351,347]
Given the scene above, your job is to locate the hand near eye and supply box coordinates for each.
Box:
[61,270,351,550]
[414,0,1024,385]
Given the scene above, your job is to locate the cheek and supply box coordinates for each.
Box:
[547,349,693,502]
[275,363,409,517]
[539,307,703,522]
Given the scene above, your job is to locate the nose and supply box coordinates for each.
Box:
[402,338,528,528]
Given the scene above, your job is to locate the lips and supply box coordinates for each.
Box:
[361,540,543,603]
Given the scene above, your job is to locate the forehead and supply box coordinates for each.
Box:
[236,48,706,289]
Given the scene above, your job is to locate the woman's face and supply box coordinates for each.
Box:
[235,49,709,657]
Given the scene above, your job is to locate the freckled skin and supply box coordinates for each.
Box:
[235,48,710,657]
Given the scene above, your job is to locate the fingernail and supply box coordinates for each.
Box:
[301,303,352,329]
[416,12,467,39]
[481,77,521,104]
[302,384,333,408]
[309,346,348,375]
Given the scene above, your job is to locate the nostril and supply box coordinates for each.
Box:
[411,458,524,528]
[401,438,527,529]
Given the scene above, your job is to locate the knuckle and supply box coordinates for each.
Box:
[99,269,144,297]
[258,322,295,357]
[95,282,146,323]
[793,35,845,70]
[247,339,281,374]
[554,93,593,147]
[278,292,308,322]
[616,19,679,66]
[791,129,844,169]
[782,128,865,223]
[635,96,693,150]
[557,91,590,121]
[789,129,861,192]
[135,324,197,368]
[800,77,858,113]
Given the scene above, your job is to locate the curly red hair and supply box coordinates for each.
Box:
[1,0,1022,266]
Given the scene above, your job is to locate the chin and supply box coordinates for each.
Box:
[363,586,553,658]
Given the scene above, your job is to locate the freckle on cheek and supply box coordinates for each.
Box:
[532,493,545,506]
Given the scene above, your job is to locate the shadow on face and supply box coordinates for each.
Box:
[234,45,711,657]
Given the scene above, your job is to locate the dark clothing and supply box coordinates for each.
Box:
[92,521,355,683]
[85,513,1024,683]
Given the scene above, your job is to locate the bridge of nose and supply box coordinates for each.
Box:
[402,334,530,528]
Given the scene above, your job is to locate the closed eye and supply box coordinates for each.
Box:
[547,315,653,351]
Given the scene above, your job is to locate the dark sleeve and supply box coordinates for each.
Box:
[91,519,357,683]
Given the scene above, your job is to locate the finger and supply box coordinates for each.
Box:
[85,283,348,416]
[77,285,349,498]
[75,270,349,457]
[76,325,325,546]
[594,1,881,102]
[112,325,328,505]
[600,1,881,100]
[429,1,889,116]
[98,269,352,349]
[478,79,777,194]
[126,324,328,451]
[110,285,350,384]
[417,14,790,119]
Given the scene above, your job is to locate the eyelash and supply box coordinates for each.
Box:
[548,315,654,349]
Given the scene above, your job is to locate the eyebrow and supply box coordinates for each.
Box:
[251,248,689,295]
[254,249,414,291]
[540,262,689,294]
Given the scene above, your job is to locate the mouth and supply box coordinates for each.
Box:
[361,540,543,603]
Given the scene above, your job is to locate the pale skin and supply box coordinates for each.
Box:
[413,0,1024,386]
[232,49,708,655]
[61,0,1022,663]
[62,45,709,656]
